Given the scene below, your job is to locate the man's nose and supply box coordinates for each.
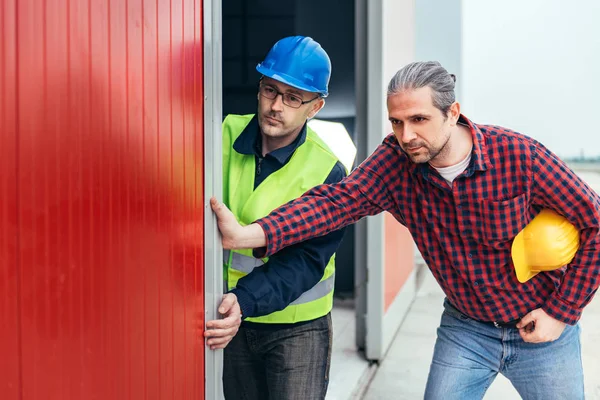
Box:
[400,127,417,144]
[270,93,284,111]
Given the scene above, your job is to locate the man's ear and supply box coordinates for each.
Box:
[448,101,461,126]
[308,98,325,119]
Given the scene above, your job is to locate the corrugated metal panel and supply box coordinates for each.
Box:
[0,1,20,398]
[1,0,205,398]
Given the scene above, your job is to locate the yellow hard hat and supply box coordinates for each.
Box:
[511,209,580,283]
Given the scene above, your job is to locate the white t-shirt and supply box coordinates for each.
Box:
[431,152,471,186]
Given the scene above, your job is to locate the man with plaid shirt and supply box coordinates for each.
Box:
[211,61,600,399]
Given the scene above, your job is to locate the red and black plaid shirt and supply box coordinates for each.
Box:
[255,115,600,325]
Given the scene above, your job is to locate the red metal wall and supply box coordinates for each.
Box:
[383,213,414,312]
[1,0,205,398]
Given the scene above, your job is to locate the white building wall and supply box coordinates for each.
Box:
[415,0,462,99]
[462,0,600,159]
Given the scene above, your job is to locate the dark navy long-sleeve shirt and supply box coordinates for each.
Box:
[228,115,347,327]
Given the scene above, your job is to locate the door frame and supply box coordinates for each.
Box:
[204,0,223,397]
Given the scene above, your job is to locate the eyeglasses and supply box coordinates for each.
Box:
[259,84,320,109]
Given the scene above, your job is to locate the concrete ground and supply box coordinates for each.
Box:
[361,269,600,399]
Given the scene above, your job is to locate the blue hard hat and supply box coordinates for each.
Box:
[256,36,331,97]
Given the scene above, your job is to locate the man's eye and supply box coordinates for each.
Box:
[390,119,401,125]
[414,117,425,122]
[264,87,275,94]
[287,95,302,104]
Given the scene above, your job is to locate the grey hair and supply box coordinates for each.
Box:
[387,61,456,115]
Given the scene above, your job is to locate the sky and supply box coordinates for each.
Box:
[462,0,600,159]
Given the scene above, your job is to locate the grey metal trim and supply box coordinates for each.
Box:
[354,0,369,164]
[203,0,223,398]
[365,0,386,362]
[354,0,369,353]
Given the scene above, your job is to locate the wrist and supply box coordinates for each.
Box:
[230,289,253,319]
[229,226,244,249]
[233,223,266,249]
[543,295,581,325]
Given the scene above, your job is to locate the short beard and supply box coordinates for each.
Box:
[405,131,451,164]
[426,131,452,165]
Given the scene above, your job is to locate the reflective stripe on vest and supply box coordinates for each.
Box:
[224,250,334,305]
[224,250,264,273]
[290,273,335,305]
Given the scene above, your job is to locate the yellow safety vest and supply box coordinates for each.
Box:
[222,114,339,324]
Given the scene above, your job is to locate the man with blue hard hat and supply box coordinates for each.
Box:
[204,36,347,399]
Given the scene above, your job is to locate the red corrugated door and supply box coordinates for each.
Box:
[1,0,205,398]
[0,0,20,398]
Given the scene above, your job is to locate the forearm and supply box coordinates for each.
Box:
[229,223,266,250]
[254,182,366,256]
[543,228,600,324]
[256,160,393,256]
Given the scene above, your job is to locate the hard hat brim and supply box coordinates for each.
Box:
[256,65,328,97]
[511,231,539,283]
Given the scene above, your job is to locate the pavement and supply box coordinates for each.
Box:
[361,268,600,399]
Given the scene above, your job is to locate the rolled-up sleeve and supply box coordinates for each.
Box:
[255,141,398,257]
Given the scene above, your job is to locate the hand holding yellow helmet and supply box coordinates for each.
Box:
[511,209,580,283]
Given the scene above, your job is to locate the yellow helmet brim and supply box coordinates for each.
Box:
[511,231,539,283]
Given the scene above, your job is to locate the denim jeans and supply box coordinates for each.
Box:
[424,299,584,400]
[223,314,332,400]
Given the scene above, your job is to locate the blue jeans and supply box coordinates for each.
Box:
[424,299,584,400]
[223,314,332,400]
